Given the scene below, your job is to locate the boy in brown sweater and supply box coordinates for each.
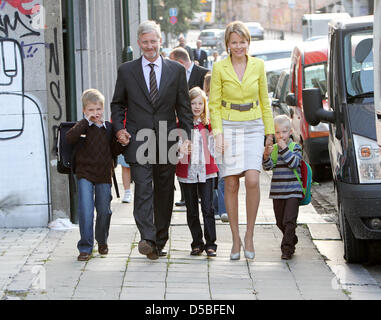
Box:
[66,89,125,261]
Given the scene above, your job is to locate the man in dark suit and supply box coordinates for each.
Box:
[193,40,208,67]
[169,47,209,90]
[111,21,193,260]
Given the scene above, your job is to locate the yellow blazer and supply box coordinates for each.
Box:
[209,54,275,135]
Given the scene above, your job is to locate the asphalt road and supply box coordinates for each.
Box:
[310,171,381,288]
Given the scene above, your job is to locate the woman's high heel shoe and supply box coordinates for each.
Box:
[243,237,255,259]
[244,249,255,260]
[230,251,240,260]
[230,240,242,260]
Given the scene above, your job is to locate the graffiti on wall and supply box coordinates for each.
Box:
[0,1,56,227]
[0,0,39,15]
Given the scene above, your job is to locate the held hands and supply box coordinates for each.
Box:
[116,129,131,146]
[179,139,192,155]
[263,134,274,160]
[263,144,273,160]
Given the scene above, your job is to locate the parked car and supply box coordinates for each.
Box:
[244,22,264,40]
[249,40,295,61]
[271,70,290,117]
[198,29,224,49]
[303,15,378,263]
[285,38,330,181]
[264,57,291,98]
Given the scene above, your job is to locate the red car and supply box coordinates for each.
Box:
[286,39,330,181]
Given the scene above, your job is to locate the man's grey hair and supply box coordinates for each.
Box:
[138,20,161,39]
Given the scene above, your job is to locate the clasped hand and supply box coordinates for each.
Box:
[116,129,131,146]
[263,134,274,160]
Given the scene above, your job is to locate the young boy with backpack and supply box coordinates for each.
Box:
[263,115,303,260]
[66,89,125,261]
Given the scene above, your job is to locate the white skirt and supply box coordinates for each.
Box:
[216,119,265,178]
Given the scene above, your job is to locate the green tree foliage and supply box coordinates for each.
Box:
[150,0,201,38]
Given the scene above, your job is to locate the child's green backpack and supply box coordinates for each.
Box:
[270,142,312,206]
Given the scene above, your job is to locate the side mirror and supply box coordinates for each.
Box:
[302,88,335,125]
[286,93,296,106]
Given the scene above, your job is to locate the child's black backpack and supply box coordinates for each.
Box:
[57,122,83,174]
[56,121,120,197]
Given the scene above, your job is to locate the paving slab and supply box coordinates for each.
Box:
[0,169,374,300]
[308,223,341,240]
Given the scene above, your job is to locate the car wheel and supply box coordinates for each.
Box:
[339,200,367,263]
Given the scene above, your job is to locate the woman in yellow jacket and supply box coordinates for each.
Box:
[209,21,275,260]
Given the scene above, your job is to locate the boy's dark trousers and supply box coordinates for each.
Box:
[181,179,217,252]
[273,198,300,255]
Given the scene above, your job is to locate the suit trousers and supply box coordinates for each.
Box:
[181,178,217,251]
[273,198,300,254]
[130,163,176,250]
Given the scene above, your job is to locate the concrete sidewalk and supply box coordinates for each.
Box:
[0,167,349,300]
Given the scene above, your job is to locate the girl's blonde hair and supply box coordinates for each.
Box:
[224,21,251,54]
[189,86,209,126]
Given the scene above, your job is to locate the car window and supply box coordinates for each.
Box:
[304,63,327,98]
[200,32,215,37]
[254,51,292,61]
[344,31,373,96]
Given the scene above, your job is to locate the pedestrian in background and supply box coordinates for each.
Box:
[66,89,125,261]
[170,47,209,90]
[118,155,132,203]
[204,72,228,223]
[263,115,302,260]
[208,51,219,70]
[176,87,219,257]
[208,21,275,260]
[193,40,208,67]
[176,34,194,61]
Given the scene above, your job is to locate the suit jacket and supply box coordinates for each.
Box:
[193,48,208,67]
[209,55,275,135]
[111,57,194,164]
[188,64,209,90]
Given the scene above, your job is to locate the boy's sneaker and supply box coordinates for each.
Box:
[214,214,221,220]
[122,190,132,203]
[220,213,229,222]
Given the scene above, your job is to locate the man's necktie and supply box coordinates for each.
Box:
[149,63,158,105]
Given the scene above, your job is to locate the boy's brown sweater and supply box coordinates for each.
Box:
[66,118,125,184]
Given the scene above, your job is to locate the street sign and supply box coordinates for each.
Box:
[169,16,178,25]
[169,8,177,17]
[288,0,295,9]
